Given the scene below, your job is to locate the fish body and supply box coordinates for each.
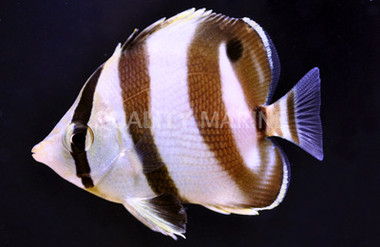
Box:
[32,9,323,239]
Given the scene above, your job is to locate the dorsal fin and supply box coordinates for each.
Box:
[190,13,280,107]
[140,8,280,107]
[122,9,279,106]
[121,8,214,50]
[241,17,281,105]
[122,16,166,51]
[121,28,139,51]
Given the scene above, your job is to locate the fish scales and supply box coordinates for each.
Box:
[32,8,323,239]
[118,41,180,198]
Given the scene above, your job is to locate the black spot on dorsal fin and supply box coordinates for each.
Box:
[226,38,243,62]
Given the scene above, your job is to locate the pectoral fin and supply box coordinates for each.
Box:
[123,193,187,239]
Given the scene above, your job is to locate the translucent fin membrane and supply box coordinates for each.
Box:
[124,194,187,240]
[265,67,323,161]
[293,67,324,160]
[264,30,281,105]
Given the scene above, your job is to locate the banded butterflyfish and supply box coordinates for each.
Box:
[32,8,323,239]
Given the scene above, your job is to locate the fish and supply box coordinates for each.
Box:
[31,8,323,239]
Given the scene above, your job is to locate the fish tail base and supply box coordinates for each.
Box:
[265,67,323,160]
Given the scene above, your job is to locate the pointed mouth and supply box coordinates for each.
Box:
[31,143,41,155]
[31,145,37,154]
[31,142,45,163]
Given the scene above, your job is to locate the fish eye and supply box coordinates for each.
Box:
[71,132,86,147]
[63,123,94,153]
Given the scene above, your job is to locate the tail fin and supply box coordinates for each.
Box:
[265,68,323,160]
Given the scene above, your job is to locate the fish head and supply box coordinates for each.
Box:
[32,91,125,190]
[32,45,126,190]
[32,100,86,188]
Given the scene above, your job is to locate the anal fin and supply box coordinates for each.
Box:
[124,193,187,239]
[204,205,259,216]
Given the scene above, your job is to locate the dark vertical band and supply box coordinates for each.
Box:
[187,20,283,207]
[70,66,103,188]
[118,43,179,197]
[72,66,103,123]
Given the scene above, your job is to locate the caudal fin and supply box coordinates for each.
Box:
[265,68,323,160]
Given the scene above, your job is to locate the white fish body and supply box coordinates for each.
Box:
[32,9,323,239]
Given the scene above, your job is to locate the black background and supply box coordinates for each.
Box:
[0,0,379,246]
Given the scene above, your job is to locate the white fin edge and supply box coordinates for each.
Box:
[205,144,290,215]
[124,8,215,49]
[123,195,186,240]
[253,143,290,211]
[164,8,213,26]
[203,205,231,215]
[112,43,122,56]
[242,17,273,73]
[150,8,213,34]
[204,205,259,216]
[242,17,281,105]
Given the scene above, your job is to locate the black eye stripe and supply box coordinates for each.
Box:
[72,66,103,123]
[69,65,103,188]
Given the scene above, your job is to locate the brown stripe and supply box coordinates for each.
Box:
[287,90,300,144]
[257,140,284,202]
[198,17,274,137]
[70,66,103,188]
[187,19,283,207]
[229,19,273,107]
[118,42,179,196]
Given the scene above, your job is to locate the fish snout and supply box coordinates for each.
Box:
[32,142,43,162]
[31,141,52,164]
